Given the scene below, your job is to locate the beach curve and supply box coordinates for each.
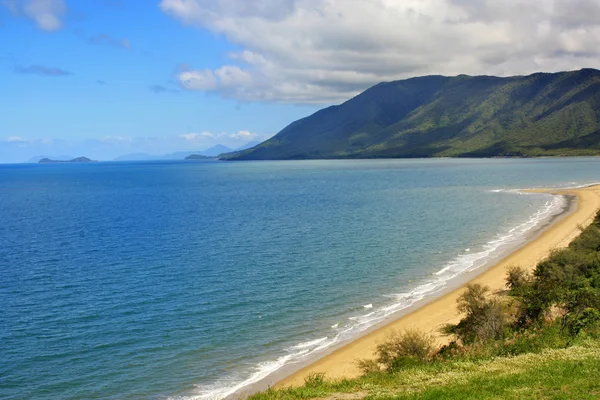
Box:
[273,184,600,388]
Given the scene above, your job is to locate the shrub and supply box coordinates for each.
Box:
[356,358,380,375]
[565,307,600,336]
[496,322,568,356]
[505,265,530,291]
[512,212,600,330]
[443,284,508,344]
[373,329,436,371]
[303,373,326,388]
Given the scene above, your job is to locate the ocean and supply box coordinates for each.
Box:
[1,157,599,399]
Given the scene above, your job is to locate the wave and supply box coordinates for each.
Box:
[173,189,570,400]
[291,337,329,350]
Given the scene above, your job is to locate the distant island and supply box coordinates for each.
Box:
[39,157,96,164]
[224,68,600,160]
[106,142,262,162]
[113,145,234,161]
[184,154,212,160]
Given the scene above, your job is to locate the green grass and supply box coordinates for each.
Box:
[249,341,600,400]
[389,346,600,400]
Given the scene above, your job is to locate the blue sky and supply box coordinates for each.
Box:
[0,1,320,162]
[1,0,598,162]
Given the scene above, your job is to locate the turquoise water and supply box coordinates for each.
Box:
[1,158,598,399]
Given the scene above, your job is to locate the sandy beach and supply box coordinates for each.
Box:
[275,184,600,388]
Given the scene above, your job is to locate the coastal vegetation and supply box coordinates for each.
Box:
[250,211,600,399]
[225,69,600,160]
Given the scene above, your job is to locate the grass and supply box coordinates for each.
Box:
[249,340,600,400]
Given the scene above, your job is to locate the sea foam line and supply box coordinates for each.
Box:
[174,189,569,400]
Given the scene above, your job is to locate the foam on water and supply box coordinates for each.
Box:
[291,337,329,350]
[175,190,569,400]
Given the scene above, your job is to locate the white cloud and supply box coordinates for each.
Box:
[161,0,600,104]
[3,0,67,31]
[225,130,257,140]
[179,69,218,90]
[179,131,215,141]
[6,136,27,142]
[5,136,29,148]
[179,130,261,142]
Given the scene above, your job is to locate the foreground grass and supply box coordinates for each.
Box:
[250,340,600,400]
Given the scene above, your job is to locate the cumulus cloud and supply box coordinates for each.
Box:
[226,130,257,140]
[3,0,66,31]
[180,130,261,143]
[15,64,71,76]
[179,131,215,141]
[6,136,27,142]
[89,33,131,49]
[178,68,218,90]
[161,0,600,104]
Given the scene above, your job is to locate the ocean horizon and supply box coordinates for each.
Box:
[1,157,599,399]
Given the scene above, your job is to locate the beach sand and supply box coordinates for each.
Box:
[275,185,600,388]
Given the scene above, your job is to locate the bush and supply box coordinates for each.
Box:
[505,265,530,291]
[565,307,600,336]
[373,329,436,371]
[356,358,380,375]
[443,284,508,344]
[303,373,326,388]
[496,322,568,356]
[511,212,600,330]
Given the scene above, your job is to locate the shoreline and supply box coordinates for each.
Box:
[262,185,600,391]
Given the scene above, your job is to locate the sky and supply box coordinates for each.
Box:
[1,0,600,162]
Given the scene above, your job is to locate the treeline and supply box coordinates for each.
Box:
[358,211,600,374]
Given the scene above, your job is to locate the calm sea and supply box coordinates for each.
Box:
[1,158,599,399]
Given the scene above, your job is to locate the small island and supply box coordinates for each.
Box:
[184,154,212,160]
[39,157,96,164]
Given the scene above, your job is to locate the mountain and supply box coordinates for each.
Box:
[184,154,211,160]
[235,140,262,151]
[113,152,199,161]
[224,69,600,160]
[39,157,95,163]
[201,144,233,156]
[113,145,233,161]
[28,155,74,163]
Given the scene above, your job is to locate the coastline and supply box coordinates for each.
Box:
[269,185,600,390]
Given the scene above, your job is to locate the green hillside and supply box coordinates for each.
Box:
[225,69,600,160]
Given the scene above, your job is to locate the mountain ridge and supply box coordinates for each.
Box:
[224,69,600,160]
[113,145,234,161]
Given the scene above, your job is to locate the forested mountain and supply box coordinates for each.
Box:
[225,69,600,159]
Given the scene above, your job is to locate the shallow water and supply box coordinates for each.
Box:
[0,158,598,399]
